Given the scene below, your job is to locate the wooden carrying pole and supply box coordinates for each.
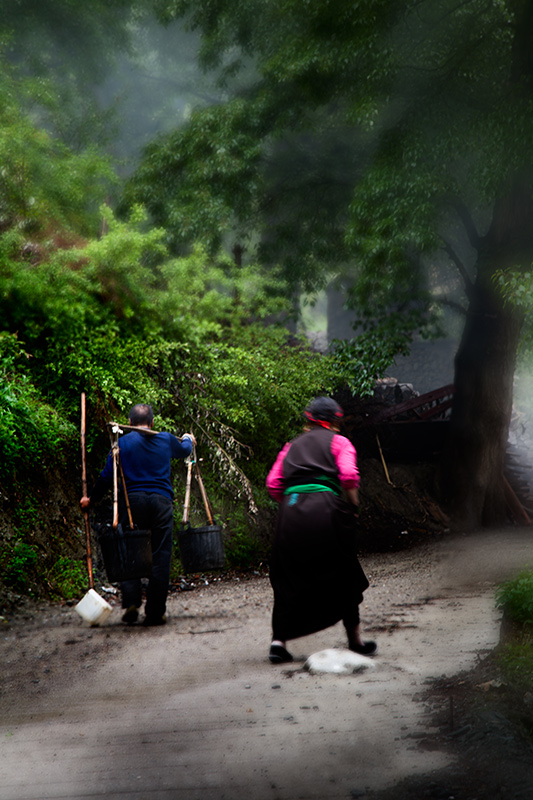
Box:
[80,393,94,590]
[106,421,183,441]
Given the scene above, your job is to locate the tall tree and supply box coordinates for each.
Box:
[136,0,533,527]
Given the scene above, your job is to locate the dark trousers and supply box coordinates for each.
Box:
[120,492,174,620]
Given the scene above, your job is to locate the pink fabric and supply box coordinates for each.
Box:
[331,434,360,489]
[265,434,359,501]
[266,442,291,501]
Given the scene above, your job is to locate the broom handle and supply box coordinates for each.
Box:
[182,458,193,525]
[119,459,135,530]
[194,449,215,525]
[80,393,94,590]
[112,436,119,530]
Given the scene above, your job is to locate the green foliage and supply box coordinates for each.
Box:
[331,325,413,398]
[2,8,448,596]
[497,640,533,687]
[2,540,39,593]
[47,557,87,600]
[0,333,76,480]
[1,202,336,454]
[1,0,138,83]
[496,269,533,310]
[1,193,384,533]
[0,56,116,236]
[122,97,264,253]
[0,0,148,152]
[495,571,533,688]
[223,507,264,570]
[145,0,533,337]
[496,570,533,626]
[12,497,41,535]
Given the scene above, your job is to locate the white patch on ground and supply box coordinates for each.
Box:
[305,647,376,675]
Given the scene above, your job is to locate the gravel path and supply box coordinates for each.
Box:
[1,528,532,800]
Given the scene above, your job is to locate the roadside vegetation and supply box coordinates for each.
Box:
[0,55,392,606]
[2,1,533,628]
[496,570,533,690]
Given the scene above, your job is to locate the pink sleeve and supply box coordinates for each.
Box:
[331,434,360,489]
[266,443,291,502]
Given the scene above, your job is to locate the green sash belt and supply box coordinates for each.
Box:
[284,483,339,496]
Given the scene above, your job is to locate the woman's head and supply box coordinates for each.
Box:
[304,397,343,429]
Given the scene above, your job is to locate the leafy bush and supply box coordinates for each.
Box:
[2,540,39,593]
[497,640,533,686]
[47,557,87,600]
[222,506,265,570]
[0,52,407,601]
[494,573,533,689]
[0,333,76,480]
[496,570,533,626]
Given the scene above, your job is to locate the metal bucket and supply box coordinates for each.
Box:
[177,523,225,573]
[99,524,153,583]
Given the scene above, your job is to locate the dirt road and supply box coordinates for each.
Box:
[1,528,532,800]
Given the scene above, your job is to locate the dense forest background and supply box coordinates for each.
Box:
[0,1,377,606]
[2,0,533,608]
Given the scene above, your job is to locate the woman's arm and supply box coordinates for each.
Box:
[331,434,360,505]
[266,442,291,501]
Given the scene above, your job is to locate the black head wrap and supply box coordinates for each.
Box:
[304,396,343,426]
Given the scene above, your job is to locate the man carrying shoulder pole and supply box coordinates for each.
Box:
[80,403,195,626]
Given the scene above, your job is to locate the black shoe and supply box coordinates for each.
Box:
[122,606,139,625]
[349,640,377,656]
[143,615,167,627]
[269,644,293,664]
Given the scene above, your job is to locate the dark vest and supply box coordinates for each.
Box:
[282,428,340,493]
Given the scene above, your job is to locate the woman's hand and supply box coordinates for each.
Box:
[345,487,359,506]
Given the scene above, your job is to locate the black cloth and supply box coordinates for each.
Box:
[119,492,174,620]
[269,427,369,642]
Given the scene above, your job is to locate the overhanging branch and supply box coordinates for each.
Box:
[433,295,468,316]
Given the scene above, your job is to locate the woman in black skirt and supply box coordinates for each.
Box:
[266,396,376,664]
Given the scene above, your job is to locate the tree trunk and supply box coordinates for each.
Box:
[441,185,532,527]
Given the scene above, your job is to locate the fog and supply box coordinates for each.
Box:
[94,19,223,171]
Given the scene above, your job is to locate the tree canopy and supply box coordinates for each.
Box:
[125,0,533,525]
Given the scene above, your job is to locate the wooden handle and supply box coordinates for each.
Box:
[194,455,215,525]
[182,459,193,525]
[119,460,135,530]
[112,445,119,529]
[81,393,94,590]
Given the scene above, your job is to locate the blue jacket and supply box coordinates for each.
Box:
[91,431,193,502]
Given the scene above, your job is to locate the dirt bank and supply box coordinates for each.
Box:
[1,528,532,800]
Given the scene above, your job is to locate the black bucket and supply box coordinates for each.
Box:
[98,524,153,583]
[177,523,225,573]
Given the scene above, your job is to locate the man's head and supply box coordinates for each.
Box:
[129,403,154,427]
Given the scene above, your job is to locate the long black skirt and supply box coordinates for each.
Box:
[269,492,369,641]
